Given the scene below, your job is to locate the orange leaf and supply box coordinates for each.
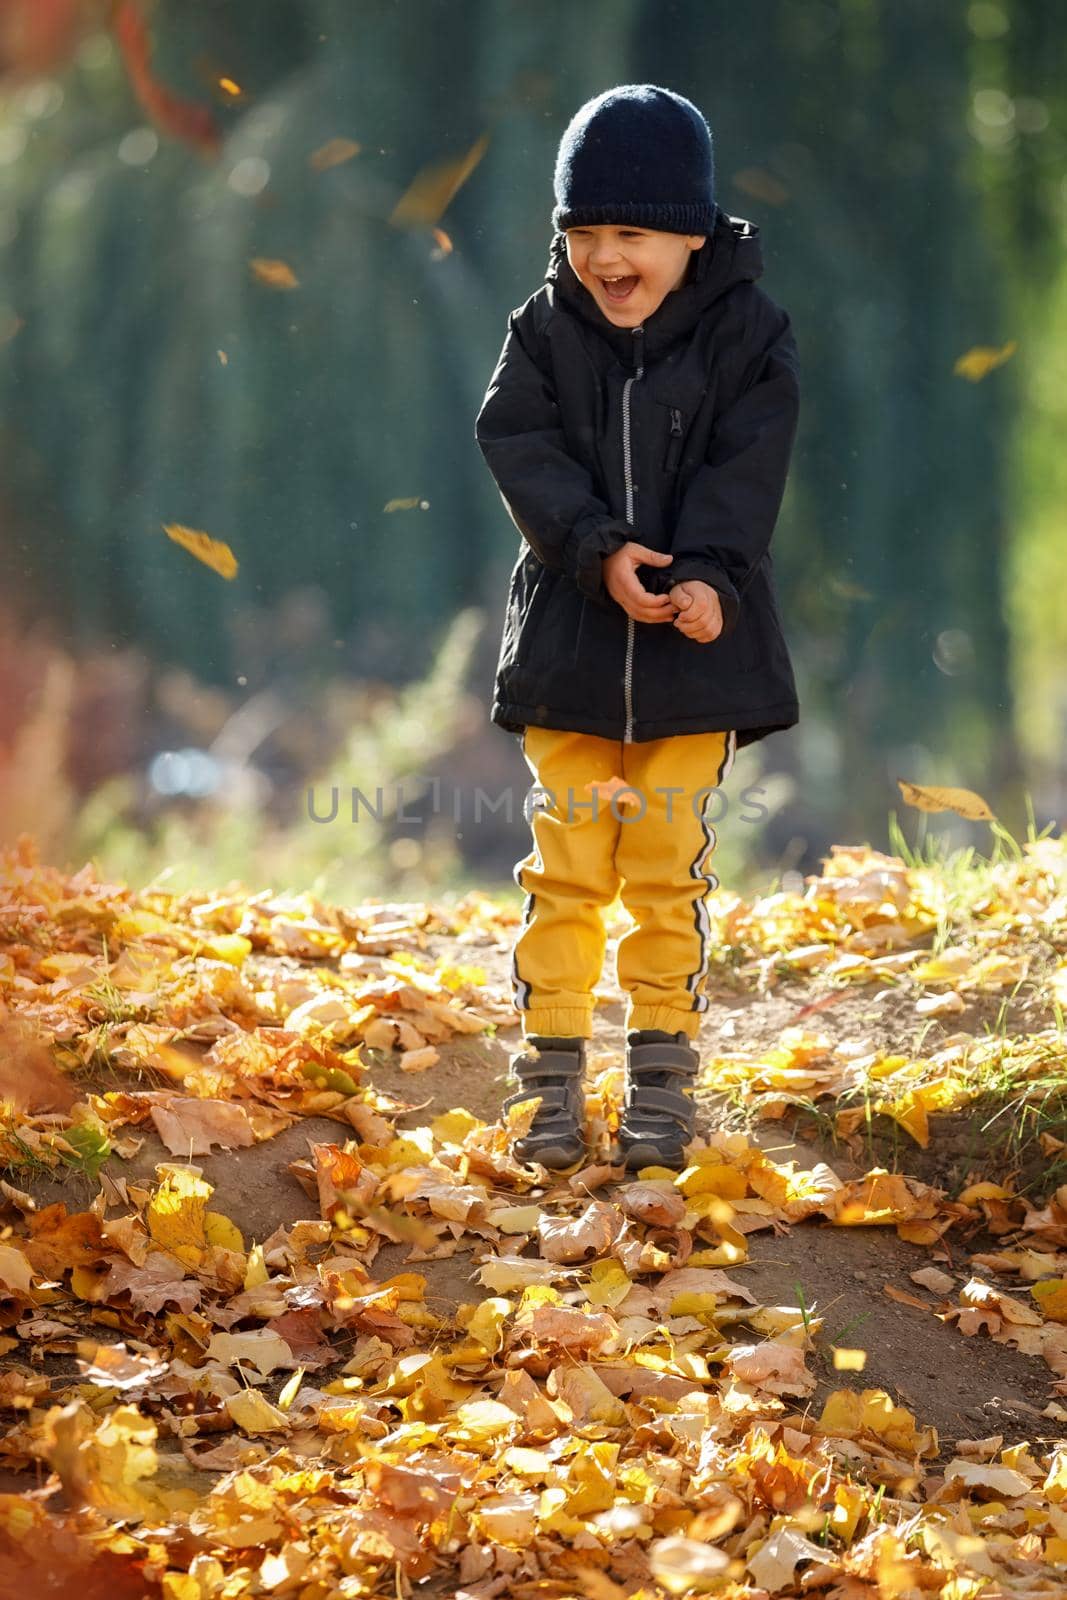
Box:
[162,523,238,579]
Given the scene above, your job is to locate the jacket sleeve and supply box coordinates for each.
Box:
[665,298,800,641]
[475,305,635,609]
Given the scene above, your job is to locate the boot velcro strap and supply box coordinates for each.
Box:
[627,1043,698,1075]
[623,1084,693,1121]
[628,1062,696,1087]
[503,1084,574,1116]
[512,1054,584,1080]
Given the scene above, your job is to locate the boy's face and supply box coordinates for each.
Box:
[564,225,706,326]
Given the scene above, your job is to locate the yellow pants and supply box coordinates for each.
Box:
[512,725,737,1041]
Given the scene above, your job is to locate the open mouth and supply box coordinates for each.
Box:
[598,275,639,303]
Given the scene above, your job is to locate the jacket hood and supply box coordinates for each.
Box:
[544,202,763,363]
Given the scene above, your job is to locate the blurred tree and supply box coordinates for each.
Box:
[0,0,1061,865]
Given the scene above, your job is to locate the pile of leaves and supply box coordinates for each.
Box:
[2,830,1067,1597]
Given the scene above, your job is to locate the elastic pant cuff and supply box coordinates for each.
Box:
[522,1007,594,1040]
[628,1005,702,1041]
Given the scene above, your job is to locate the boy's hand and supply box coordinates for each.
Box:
[602,542,677,622]
[670,580,724,643]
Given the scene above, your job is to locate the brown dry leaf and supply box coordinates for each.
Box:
[883,1284,931,1310]
[525,1305,618,1355]
[0,1243,34,1295]
[204,1329,297,1378]
[959,1277,1043,1327]
[829,1170,927,1227]
[102,1251,202,1313]
[149,1095,256,1155]
[723,1339,815,1396]
[538,1201,618,1263]
[0,1016,78,1111]
[24,1204,106,1278]
[618,1181,686,1228]
[398,1045,439,1073]
[897,780,995,821]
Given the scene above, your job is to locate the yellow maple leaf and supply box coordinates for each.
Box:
[466,1296,511,1355]
[146,1165,212,1268]
[818,1388,938,1457]
[204,1211,245,1253]
[225,1389,291,1434]
[584,1258,632,1309]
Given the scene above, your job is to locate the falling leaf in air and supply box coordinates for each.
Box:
[163,523,239,580]
[954,340,1018,381]
[897,780,996,821]
[390,131,490,226]
[309,137,362,172]
[249,257,299,289]
[832,1346,867,1371]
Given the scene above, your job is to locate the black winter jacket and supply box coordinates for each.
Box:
[475,204,801,749]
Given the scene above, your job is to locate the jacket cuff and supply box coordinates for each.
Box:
[659,558,742,641]
[568,517,635,607]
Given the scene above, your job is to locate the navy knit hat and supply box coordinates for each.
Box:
[552,83,716,235]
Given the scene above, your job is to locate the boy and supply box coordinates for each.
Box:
[475,84,800,1172]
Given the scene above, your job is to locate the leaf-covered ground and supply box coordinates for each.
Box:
[2,831,1067,1597]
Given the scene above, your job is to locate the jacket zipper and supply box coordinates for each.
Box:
[622,326,644,742]
[665,406,684,471]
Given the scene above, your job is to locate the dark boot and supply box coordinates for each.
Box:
[502,1034,588,1169]
[617,1028,699,1171]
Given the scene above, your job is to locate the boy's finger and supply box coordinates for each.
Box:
[623,581,674,607]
